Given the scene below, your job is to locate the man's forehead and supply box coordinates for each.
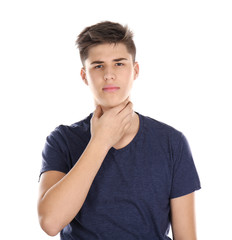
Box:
[90,58,129,65]
[86,43,131,63]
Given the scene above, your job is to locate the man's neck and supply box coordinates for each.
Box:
[112,111,139,149]
[95,100,139,147]
[100,105,138,137]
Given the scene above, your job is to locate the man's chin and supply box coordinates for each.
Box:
[101,103,119,111]
[98,98,129,112]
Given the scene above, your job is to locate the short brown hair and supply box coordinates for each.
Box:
[76,21,136,66]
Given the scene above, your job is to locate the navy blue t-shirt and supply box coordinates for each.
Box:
[40,112,201,240]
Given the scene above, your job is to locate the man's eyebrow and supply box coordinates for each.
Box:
[90,60,104,65]
[90,58,128,65]
[113,58,128,62]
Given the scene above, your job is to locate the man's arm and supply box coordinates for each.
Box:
[38,139,108,236]
[37,99,134,236]
[170,192,197,240]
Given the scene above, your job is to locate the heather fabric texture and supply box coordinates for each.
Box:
[40,112,201,240]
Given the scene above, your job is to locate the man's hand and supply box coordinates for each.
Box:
[90,98,134,150]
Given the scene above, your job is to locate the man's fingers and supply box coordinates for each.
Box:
[110,97,130,114]
[118,101,133,116]
[92,105,103,120]
[121,107,134,123]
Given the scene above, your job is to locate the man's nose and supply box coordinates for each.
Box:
[104,69,116,81]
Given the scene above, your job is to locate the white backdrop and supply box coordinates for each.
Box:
[0,0,231,239]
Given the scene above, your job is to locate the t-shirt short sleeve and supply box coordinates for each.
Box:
[39,127,69,180]
[170,132,201,198]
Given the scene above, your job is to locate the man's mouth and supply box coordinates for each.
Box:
[102,85,120,92]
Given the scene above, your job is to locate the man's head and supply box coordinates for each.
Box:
[76,21,136,67]
[76,21,139,111]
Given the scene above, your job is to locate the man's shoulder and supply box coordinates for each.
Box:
[140,114,180,133]
[69,113,93,129]
[140,114,183,142]
[50,113,93,141]
[58,112,92,129]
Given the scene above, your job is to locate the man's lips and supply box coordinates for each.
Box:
[102,86,120,92]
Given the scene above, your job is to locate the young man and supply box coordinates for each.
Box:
[38,21,201,239]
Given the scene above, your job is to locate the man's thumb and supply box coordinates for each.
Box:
[92,105,102,119]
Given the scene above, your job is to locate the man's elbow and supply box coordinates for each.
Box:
[39,215,61,237]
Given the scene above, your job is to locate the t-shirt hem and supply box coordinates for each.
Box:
[170,185,201,199]
[38,167,68,182]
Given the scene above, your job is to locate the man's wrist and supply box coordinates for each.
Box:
[89,137,111,154]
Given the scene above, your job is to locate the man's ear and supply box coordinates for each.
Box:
[133,62,139,80]
[80,67,88,86]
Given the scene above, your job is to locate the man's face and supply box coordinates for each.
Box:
[81,43,139,109]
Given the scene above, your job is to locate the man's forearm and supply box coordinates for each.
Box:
[38,138,109,235]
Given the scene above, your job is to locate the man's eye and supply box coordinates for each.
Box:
[116,63,124,66]
[95,65,103,69]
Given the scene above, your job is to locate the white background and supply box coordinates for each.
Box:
[0,0,231,239]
